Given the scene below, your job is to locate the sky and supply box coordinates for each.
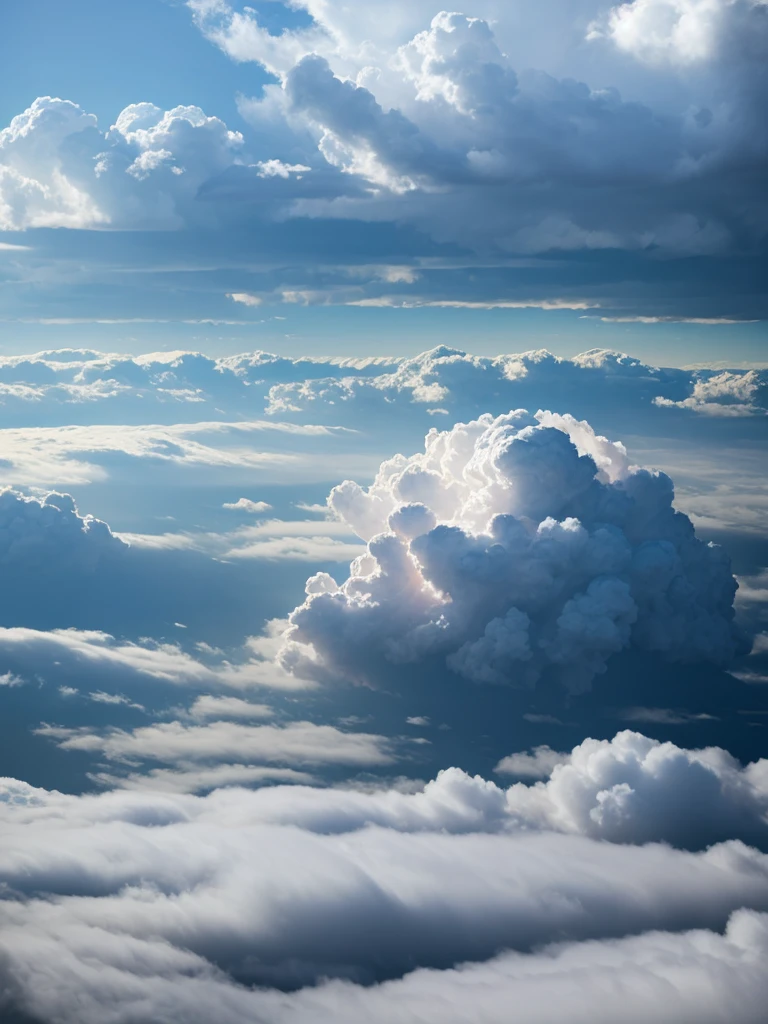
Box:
[1,0,767,363]
[1,3,768,1023]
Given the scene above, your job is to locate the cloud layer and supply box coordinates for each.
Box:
[3,753,768,1021]
[0,347,762,437]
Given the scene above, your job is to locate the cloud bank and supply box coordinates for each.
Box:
[3,752,768,1021]
[0,347,762,435]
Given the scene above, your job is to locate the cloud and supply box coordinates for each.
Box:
[227,292,263,307]
[629,440,768,536]
[4,763,768,1019]
[0,488,125,568]
[502,729,768,848]
[0,622,313,694]
[88,690,145,711]
[219,534,367,562]
[255,159,311,178]
[121,518,367,563]
[38,718,394,769]
[589,0,766,65]
[5,899,768,1023]
[262,909,768,1024]
[259,346,735,430]
[0,97,244,230]
[187,695,275,720]
[279,409,746,693]
[228,5,765,257]
[4,1,765,264]
[222,498,273,513]
[591,316,758,324]
[618,706,718,724]
[91,763,317,795]
[0,419,351,488]
[346,297,598,310]
[495,746,569,778]
[654,370,767,416]
[0,3,763,319]
[0,345,761,439]
[49,727,763,851]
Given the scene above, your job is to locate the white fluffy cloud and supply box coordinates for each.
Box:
[0,487,125,567]
[502,729,768,847]
[0,346,759,435]
[3,1,765,262]
[49,728,765,849]
[589,0,766,65]
[4,902,768,1023]
[0,97,243,230]
[222,498,273,513]
[280,409,745,692]
[92,763,316,794]
[263,347,765,426]
[495,745,569,778]
[654,369,767,416]
[3,762,768,1021]
[187,2,766,258]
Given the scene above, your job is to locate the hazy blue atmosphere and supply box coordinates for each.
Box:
[0,2,767,1022]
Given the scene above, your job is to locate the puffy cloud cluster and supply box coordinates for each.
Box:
[0,346,762,438]
[2,0,765,267]
[281,410,745,692]
[501,729,768,848]
[0,488,125,568]
[0,96,245,229]
[264,346,728,427]
[589,0,767,67]
[654,368,768,416]
[3,757,768,1021]
[222,498,272,513]
[0,348,398,427]
[188,2,768,261]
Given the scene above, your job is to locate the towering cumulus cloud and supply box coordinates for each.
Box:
[281,410,745,691]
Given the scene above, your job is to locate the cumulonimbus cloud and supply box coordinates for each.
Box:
[280,409,747,692]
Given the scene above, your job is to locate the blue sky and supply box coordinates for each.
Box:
[0,0,270,129]
[1,0,766,364]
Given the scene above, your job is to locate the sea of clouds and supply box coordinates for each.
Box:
[0,337,765,1022]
